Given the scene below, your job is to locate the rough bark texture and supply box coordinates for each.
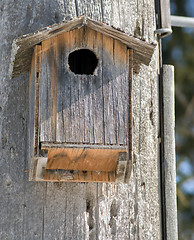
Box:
[0,1,161,239]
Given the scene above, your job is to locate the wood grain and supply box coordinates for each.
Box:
[41,142,127,149]
[10,16,155,79]
[34,27,131,183]
[46,147,126,171]
[102,35,129,145]
[125,48,133,183]
[29,45,41,180]
[38,27,130,147]
[163,65,178,240]
[44,170,115,182]
[86,18,155,65]
[1,0,163,239]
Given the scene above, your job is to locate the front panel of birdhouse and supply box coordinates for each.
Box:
[29,26,133,183]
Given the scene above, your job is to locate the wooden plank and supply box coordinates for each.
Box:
[84,27,104,144]
[58,30,73,142]
[113,39,129,145]
[124,48,133,183]
[86,18,155,65]
[43,27,105,144]
[71,27,88,143]
[30,155,116,183]
[34,46,41,155]
[55,32,68,142]
[63,27,103,144]
[102,36,129,145]
[41,142,127,150]
[28,47,36,172]
[102,35,115,144]
[39,38,54,142]
[52,28,86,143]
[30,156,113,183]
[10,16,85,78]
[46,148,126,172]
[29,45,41,180]
[44,170,115,182]
[163,65,178,240]
[59,29,75,142]
[49,38,58,142]
[38,27,130,146]
[10,16,156,79]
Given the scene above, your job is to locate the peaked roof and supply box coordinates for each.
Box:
[9,15,156,78]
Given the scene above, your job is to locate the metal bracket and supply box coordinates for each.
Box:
[155,28,172,38]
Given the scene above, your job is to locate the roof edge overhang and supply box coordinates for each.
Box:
[9,15,156,78]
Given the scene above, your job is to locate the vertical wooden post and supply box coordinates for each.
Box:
[0,1,163,239]
[163,65,178,240]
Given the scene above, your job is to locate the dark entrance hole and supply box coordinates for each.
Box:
[68,49,98,75]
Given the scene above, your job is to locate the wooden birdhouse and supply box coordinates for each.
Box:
[10,16,155,183]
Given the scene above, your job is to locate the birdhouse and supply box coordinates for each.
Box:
[10,16,155,183]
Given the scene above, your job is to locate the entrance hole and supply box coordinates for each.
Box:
[68,49,98,75]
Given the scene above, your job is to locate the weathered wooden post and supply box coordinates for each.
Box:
[0,0,177,239]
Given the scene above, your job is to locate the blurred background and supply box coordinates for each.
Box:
[162,0,194,239]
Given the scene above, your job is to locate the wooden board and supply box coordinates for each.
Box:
[32,156,116,182]
[46,148,127,171]
[28,45,41,180]
[28,27,132,182]
[44,170,115,182]
[163,65,178,239]
[28,27,132,183]
[28,142,129,183]
[10,16,155,79]
[1,0,162,239]
[38,27,130,146]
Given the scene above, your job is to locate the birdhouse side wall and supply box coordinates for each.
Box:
[28,45,41,176]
